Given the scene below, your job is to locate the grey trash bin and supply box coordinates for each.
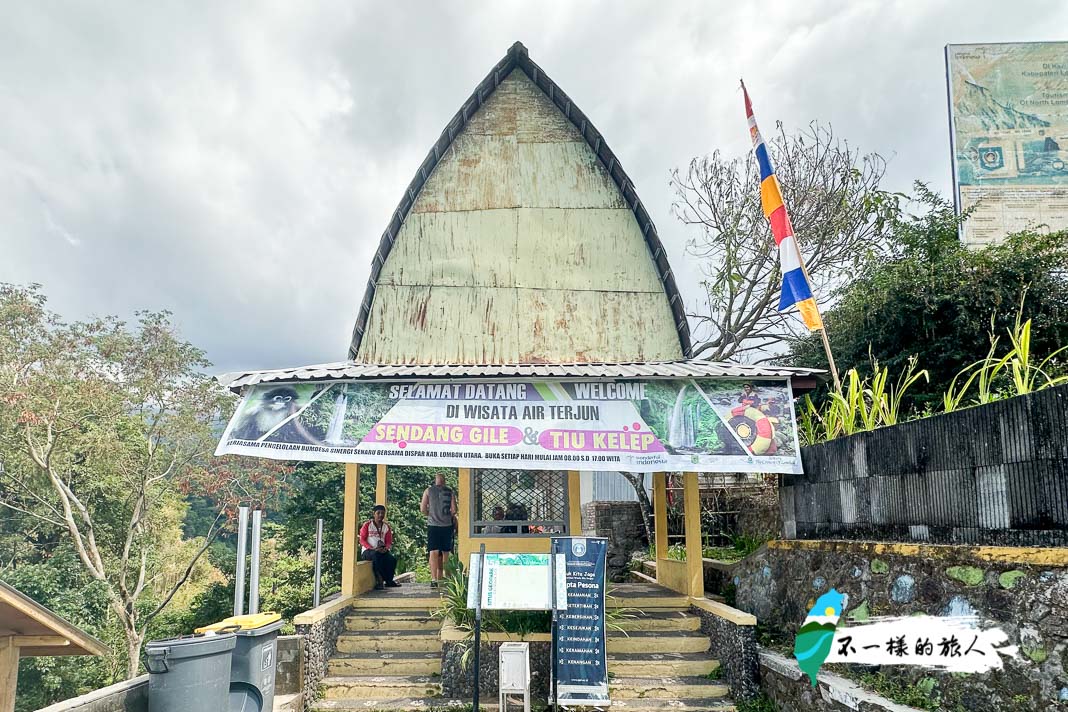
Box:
[197,612,284,712]
[144,631,237,712]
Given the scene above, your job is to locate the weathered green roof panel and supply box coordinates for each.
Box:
[351,44,690,364]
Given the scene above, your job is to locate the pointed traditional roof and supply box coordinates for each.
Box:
[349,42,692,364]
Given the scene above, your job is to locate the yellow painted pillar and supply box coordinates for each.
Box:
[683,471,704,599]
[0,637,17,712]
[340,463,360,596]
[567,470,582,535]
[652,472,668,585]
[457,468,471,565]
[376,464,388,508]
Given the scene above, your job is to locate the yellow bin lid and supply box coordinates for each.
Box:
[196,612,282,634]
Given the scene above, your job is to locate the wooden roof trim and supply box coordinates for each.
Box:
[347,41,693,360]
[0,581,108,657]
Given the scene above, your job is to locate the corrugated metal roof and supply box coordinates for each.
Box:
[347,41,693,361]
[218,359,826,391]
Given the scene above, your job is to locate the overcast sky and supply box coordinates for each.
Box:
[2,1,1066,373]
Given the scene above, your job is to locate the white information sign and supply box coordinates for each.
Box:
[466,553,567,611]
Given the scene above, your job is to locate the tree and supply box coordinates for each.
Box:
[672,122,894,361]
[789,186,1068,408]
[0,283,285,678]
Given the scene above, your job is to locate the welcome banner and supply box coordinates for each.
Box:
[215,378,802,473]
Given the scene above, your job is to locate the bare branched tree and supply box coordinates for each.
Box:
[672,122,895,362]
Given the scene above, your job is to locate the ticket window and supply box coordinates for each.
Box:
[470,469,569,537]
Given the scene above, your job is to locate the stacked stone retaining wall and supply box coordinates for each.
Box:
[733,540,1068,711]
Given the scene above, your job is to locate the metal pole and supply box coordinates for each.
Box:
[313,518,323,608]
[249,509,262,615]
[550,545,559,712]
[473,543,486,712]
[234,506,249,616]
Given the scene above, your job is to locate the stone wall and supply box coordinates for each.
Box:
[581,501,646,582]
[689,601,760,700]
[294,601,351,712]
[35,677,148,712]
[733,540,1068,711]
[759,650,924,712]
[275,635,304,696]
[441,639,551,700]
[786,385,1068,546]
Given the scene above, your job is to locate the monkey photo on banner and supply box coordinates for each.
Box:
[229,384,328,444]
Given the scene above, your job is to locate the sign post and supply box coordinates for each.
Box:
[472,543,486,712]
[551,537,609,708]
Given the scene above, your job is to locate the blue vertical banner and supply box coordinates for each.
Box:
[551,537,609,706]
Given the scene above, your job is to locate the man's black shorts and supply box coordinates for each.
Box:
[427,525,453,552]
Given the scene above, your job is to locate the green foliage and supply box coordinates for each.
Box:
[0,283,288,689]
[735,693,779,712]
[857,672,943,711]
[703,532,766,562]
[2,548,125,711]
[797,356,928,445]
[943,299,1068,414]
[790,185,1068,411]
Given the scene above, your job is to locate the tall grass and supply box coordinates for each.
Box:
[805,300,1067,445]
[799,356,928,445]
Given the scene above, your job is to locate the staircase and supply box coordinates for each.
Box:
[312,586,443,711]
[311,583,734,711]
[607,584,734,711]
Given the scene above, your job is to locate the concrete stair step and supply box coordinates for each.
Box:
[312,699,735,712]
[320,675,442,700]
[610,676,730,700]
[608,652,720,677]
[609,584,689,610]
[336,630,442,654]
[615,610,701,632]
[629,570,659,585]
[641,560,657,577]
[351,594,440,611]
[345,611,441,631]
[328,652,441,676]
[607,630,710,654]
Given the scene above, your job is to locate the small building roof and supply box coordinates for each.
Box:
[0,580,108,657]
[219,359,825,392]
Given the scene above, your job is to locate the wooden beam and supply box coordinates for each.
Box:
[376,464,388,508]
[12,635,69,648]
[341,463,360,596]
[1,638,17,712]
[457,468,471,564]
[683,471,704,599]
[652,471,668,582]
[567,470,581,534]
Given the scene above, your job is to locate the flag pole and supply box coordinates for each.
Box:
[741,77,841,393]
[797,259,842,393]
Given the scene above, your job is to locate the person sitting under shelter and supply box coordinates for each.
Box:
[360,504,400,589]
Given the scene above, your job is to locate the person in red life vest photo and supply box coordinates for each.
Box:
[360,504,400,590]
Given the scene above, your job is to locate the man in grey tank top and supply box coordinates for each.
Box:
[420,473,456,588]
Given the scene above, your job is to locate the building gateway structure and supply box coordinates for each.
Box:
[216,41,822,601]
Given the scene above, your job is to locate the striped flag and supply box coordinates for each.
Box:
[743,83,824,331]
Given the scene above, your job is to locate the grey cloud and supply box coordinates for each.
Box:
[2,1,1065,372]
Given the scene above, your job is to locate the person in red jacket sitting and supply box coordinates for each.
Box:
[360,504,400,589]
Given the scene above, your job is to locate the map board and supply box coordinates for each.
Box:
[466,553,568,610]
[946,42,1068,246]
